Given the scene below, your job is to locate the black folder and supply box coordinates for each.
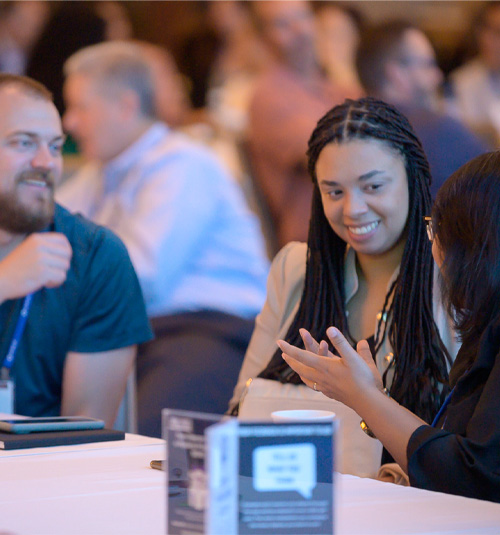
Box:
[0,428,125,450]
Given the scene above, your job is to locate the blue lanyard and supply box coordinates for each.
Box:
[431,387,455,428]
[1,293,33,379]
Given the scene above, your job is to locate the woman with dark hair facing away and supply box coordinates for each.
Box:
[229,97,459,478]
[281,150,500,502]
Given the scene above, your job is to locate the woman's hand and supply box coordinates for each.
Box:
[278,326,383,412]
[281,327,426,472]
[299,328,330,356]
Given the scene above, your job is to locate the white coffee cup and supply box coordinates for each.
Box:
[271,409,336,422]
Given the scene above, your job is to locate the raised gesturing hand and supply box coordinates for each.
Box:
[278,327,383,411]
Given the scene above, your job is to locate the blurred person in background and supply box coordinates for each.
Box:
[0,1,50,75]
[246,0,349,254]
[174,2,272,197]
[449,1,500,147]
[357,21,487,199]
[312,1,364,98]
[56,41,270,437]
[95,1,134,42]
[204,0,272,138]
[137,41,253,206]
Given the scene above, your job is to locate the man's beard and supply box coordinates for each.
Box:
[0,169,55,234]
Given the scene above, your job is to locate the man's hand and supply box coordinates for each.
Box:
[0,233,72,302]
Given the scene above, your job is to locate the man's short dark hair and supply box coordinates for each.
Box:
[356,21,415,95]
[0,73,53,101]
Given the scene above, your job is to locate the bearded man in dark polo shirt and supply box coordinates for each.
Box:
[0,74,152,426]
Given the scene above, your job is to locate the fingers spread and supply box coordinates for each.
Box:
[279,351,318,385]
[277,340,326,369]
[326,327,360,363]
[299,328,320,353]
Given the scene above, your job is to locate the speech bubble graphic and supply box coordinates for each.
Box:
[252,443,317,499]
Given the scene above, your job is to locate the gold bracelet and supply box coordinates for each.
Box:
[359,388,390,439]
[360,419,376,438]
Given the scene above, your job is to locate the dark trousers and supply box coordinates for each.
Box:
[136,310,255,437]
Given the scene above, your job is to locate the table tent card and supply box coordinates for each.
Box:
[163,409,336,535]
[206,420,336,535]
[163,409,223,535]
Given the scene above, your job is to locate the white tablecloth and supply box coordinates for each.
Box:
[0,433,499,534]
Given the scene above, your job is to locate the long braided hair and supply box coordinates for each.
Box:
[260,97,451,424]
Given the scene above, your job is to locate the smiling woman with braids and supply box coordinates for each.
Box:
[229,97,460,478]
[281,151,500,502]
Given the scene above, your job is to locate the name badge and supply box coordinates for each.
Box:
[0,380,15,414]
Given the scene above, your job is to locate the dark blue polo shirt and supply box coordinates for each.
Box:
[0,204,152,416]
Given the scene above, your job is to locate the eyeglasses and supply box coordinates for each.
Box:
[424,216,435,242]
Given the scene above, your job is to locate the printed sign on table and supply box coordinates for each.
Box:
[163,409,222,535]
[207,420,336,535]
